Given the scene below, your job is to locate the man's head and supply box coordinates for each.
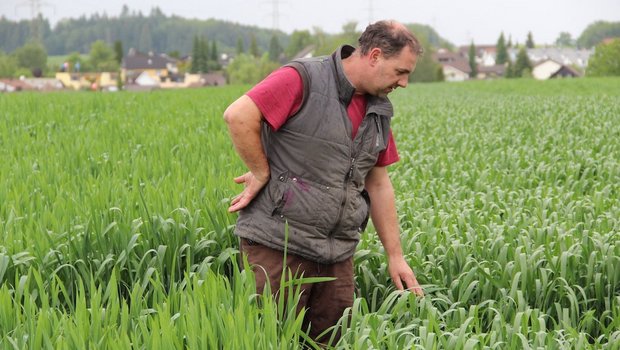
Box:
[356,20,422,97]
[358,20,423,59]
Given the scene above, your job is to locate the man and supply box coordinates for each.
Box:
[223,20,424,342]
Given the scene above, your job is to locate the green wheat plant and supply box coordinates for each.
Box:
[0,77,619,348]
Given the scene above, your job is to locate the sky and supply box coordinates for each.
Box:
[1,0,619,46]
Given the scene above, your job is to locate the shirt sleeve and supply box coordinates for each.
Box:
[375,130,400,167]
[246,66,399,167]
[245,67,303,131]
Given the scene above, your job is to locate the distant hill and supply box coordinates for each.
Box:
[0,7,455,57]
[577,21,620,48]
[0,7,288,56]
[406,23,454,49]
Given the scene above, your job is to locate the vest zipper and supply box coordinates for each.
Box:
[329,115,375,260]
[374,115,383,148]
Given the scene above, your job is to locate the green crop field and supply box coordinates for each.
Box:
[0,77,619,349]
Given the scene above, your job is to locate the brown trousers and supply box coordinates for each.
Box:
[240,238,354,343]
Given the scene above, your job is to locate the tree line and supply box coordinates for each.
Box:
[1,7,619,82]
[0,5,454,83]
[2,9,617,56]
[0,6,287,56]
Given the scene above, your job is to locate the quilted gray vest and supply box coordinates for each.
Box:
[235,45,394,263]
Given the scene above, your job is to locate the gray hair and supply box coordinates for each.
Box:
[358,20,424,58]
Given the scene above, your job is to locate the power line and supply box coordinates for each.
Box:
[266,0,280,31]
[15,0,54,20]
[15,0,54,40]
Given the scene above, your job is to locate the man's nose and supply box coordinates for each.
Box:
[398,77,408,88]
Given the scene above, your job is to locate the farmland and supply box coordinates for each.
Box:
[0,77,619,349]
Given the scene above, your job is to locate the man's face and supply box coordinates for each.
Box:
[369,47,418,97]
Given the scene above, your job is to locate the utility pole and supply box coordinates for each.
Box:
[15,0,54,41]
[270,0,280,31]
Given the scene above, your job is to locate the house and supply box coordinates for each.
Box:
[201,72,227,86]
[434,49,471,81]
[532,59,581,80]
[0,79,33,92]
[434,49,466,64]
[291,45,316,60]
[55,72,120,91]
[183,72,227,88]
[134,71,160,86]
[56,72,91,90]
[459,45,497,66]
[122,49,178,84]
[477,65,506,79]
[509,47,592,70]
[21,78,64,91]
[442,61,471,82]
[98,72,120,91]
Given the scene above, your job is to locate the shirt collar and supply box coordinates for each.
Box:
[331,45,357,105]
[331,44,393,117]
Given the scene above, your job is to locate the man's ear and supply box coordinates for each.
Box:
[368,48,382,66]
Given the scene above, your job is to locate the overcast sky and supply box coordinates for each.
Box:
[2,0,619,46]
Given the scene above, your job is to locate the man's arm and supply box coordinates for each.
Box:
[365,166,423,296]
[223,95,270,212]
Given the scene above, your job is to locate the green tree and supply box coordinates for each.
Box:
[409,50,443,83]
[249,34,259,57]
[577,21,620,48]
[496,32,508,65]
[138,23,152,52]
[409,37,443,83]
[513,47,531,77]
[406,23,453,48]
[120,5,130,18]
[199,37,210,72]
[208,40,221,71]
[190,36,200,73]
[268,35,282,62]
[226,53,279,84]
[505,60,515,78]
[311,27,328,54]
[28,14,48,42]
[210,40,218,61]
[66,51,85,72]
[468,42,478,78]
[191,35,210,73]
[587,39,620,76]
[285,30,312,59]
[13,41,47,74]
[340,21,359,45]
[236,36,245,55]
[89,40,118,72]
[526,31,535,48]
[555,32,575,47]
[0,51,18,77]
[114,40,123,64]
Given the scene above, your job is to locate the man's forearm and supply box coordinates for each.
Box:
[369,182,404,259]
[365,166,422,293]
[224,95,270,180]
[365,167,404,258]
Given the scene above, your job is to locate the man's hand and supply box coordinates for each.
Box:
[388,255,424,296]
[228,171,270,212]
[224,95,270,213]
[365,166,424,297]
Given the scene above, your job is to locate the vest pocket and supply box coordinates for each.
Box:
[269,171,337,229]
[334,189,370,239]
